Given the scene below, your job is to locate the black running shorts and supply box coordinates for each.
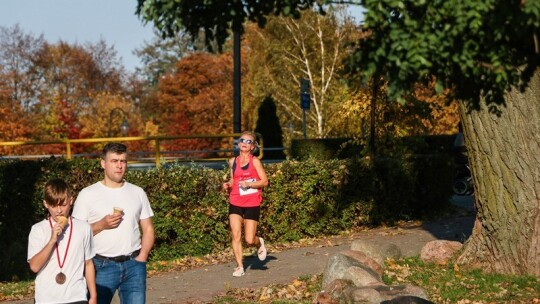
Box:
[228,204,260,221]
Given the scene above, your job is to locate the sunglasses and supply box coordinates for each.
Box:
[238,138,253,144]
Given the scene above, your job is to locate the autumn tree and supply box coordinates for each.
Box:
[134,29,211,85]
[0,25,157,158]
[0,71,34,155]
[331,81,458,152]
[0,25,45,110]
[78,92,149,154]
[155,52,234,155]
[0,26,134,145]
[31,41,124,109]
[411,82,459,135]
[243,8,360,138]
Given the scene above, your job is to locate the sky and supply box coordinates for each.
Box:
[0,1,364,73]
[0,0,155,72]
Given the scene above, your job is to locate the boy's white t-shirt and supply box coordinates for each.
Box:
[27,217,94,304]
[72,181,154,257]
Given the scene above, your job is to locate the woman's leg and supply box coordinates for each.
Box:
[243,219,260,247]
[245,219,266,260]
[229,214,244,268]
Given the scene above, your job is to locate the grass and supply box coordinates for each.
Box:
[384,256,540,303]
[0,280,34,302]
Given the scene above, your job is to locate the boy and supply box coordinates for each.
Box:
[28,178,97,304]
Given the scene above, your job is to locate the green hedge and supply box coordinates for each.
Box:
[0,153,453,281]
[290,138,363,160]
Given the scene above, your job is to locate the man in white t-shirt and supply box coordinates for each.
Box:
[72,142,155,304]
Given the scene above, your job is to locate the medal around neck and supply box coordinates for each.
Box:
[48,216,73,285]
[55,272,66,284]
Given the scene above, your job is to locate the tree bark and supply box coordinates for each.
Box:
[457,69,540,276]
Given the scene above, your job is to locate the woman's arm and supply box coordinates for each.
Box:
[248,157,268,189]
[222,157,235,192]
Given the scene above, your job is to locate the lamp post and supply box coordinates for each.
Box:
[108,107,129,137]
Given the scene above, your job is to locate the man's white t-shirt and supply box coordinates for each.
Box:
[27,217,94,304]
[72,181,154,257]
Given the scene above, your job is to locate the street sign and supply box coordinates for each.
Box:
[301,93,310,110]
[301,78,310,93]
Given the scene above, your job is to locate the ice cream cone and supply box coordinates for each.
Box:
[113,207,123,215]
[57,215,68,229]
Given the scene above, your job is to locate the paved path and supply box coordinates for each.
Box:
[7,196,475,303]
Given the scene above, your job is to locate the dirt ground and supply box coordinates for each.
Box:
[7,196,475,304]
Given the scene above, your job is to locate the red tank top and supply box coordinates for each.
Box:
[229,155,262,207]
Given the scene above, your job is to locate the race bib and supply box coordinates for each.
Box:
[239,178,258,196]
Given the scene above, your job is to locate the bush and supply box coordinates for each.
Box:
[0,151,453,281]
[290,138,362,160]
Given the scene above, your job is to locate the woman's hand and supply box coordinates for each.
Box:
[222,182,232,192]
[239,181,253,189]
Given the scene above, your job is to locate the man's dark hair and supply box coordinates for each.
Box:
[102,142,127,159]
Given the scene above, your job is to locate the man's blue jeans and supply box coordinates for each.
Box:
[93,257,147,304]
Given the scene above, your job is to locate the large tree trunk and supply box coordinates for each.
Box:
[456,69,540,276]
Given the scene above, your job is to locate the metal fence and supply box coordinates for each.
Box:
[0,133,266,168]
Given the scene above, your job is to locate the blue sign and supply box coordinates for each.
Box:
[301,93,310,110]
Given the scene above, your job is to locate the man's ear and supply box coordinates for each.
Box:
[100,158,106,169]
[43,200,48,209]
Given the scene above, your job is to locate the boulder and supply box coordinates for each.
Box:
[420,240,463,264]
[319,240,432,303]
[381,295,435,303]
[322,250,383,288]
[342,286,383,304]
[340,285,431,304]
[314,279,354,304]
[342,266,381,287]
[350,239,403,265]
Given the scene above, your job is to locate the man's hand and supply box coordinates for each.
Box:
[92,213,123,235]
[102,213,123,229]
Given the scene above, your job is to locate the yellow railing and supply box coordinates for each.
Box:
[0,133,264,168]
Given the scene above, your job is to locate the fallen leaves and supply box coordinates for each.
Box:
[218,274,321,303]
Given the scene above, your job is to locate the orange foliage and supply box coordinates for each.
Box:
[78,92,149,154]
[156,52,234,156]
[0,73,35,155]
[335,79,459,146]
[413,82,459,135]
[388,80,459,136]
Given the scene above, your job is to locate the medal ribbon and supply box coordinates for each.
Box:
[48,216,73,271]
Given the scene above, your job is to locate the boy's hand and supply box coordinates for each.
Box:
[50,223,63,240]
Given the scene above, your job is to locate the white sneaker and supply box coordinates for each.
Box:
[232,267,245,277]
[257,237,267,261]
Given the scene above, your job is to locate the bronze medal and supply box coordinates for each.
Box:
[55,272,66,284]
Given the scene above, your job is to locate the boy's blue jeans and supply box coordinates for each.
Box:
[93,257,147,304]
